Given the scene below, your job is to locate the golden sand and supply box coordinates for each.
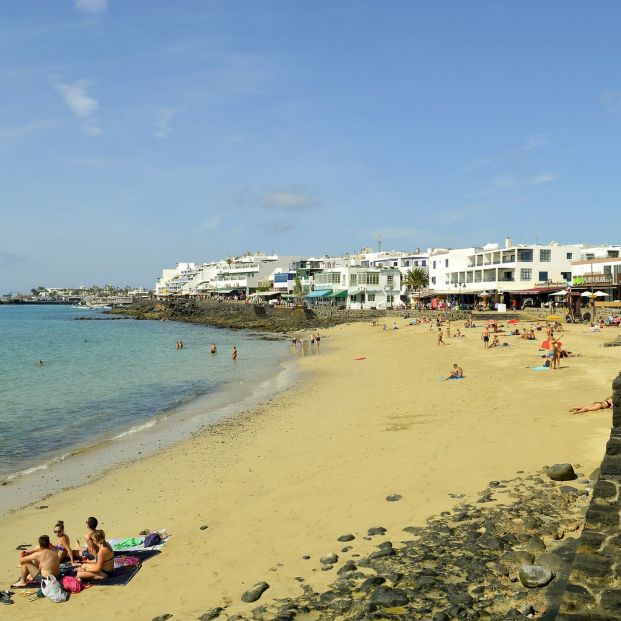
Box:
[1,319,618,618]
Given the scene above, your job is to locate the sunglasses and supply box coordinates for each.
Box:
[54,529,62,534]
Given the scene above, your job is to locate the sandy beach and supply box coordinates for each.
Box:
[1,318,618,619]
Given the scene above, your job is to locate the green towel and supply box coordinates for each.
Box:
[112,537,144,550]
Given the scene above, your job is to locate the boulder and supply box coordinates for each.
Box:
[241,582,270,603]
[518,565,555,588]
[545,464,577,481]
[368,586,409,607]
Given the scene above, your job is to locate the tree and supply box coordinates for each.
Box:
[293,275,303,302]
[403,268,429,303]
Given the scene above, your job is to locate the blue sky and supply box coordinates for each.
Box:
[2,1,621,291]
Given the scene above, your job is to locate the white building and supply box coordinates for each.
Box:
[155,262,199,297]
[572,256,621,294]
[428,239,584,298]
[307,265,401,309]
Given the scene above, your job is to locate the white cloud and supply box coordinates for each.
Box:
[261,191,316,211]
[153,108,178,139]
[74,0,107,14]
[601,91,621,112]
[54,80,100,136]
[527,173,559,185]
[202,215,223,230]
[0,119,58,139]
[521,134,548,152]
[54,81,98,117]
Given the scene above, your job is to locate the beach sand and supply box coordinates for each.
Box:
[1,319,618,619]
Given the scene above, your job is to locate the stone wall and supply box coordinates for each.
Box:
[555,371,621,620]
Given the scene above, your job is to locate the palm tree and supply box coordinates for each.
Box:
[403,268,429,304]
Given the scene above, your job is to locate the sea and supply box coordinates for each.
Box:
[0,304,293,511]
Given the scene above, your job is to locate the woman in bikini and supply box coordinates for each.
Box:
[569,397,613,414]
[53,520,77,563]
[76,530,114,580]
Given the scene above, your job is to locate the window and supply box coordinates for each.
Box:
[520,269,532,281]
[517,249,533,262]
[566,252,573,260]
[475,272,482,282]
[561,272,571,281]
[433,261,436,269]
[367,293,375,302]
[316,272,341,285]
[445,259,449,267]
[358,272,380,286]
[539,249,551,262]
[539,271,548,281]
[431,276,437,284]
[393,261,397,267]
[604,266,612,275]
[387,294,394,303]
[403,260,410,267]
[414,260,418,266]
[387,275,394,287]
[422,260,426,266]
[349,274,357,286]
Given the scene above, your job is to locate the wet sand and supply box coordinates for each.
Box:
[0,319,617,619]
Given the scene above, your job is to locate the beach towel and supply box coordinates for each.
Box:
[354,357,367,361]
[532,366,550,371]
[112,537,144,551]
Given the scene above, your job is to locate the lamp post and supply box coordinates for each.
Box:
[454,282,466,309]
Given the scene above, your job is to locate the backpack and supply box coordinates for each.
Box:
[41,575,67,602]
[143,532,161,547]
[61,576,84,593]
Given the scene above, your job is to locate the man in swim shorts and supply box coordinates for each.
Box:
[12,535,60,588]
[447,364,463,379]
[481,326,490,348]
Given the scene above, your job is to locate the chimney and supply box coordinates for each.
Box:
[505,237,513,249]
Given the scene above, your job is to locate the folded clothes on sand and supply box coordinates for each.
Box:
[111,537,144,551]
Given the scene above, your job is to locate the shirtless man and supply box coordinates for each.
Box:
[481,326,490,348]
[12,535,60,588]
[447,363,463,379]
[437,329,445,345]
[82,516,99,558]
[232,346,238,360]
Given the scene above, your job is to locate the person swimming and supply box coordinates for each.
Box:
[210,343,217,354]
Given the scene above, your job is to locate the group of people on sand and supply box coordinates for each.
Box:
[12,516,115,588]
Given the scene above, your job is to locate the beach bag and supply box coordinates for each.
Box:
[114,555,141,569]
[41,575,67,603]
[143,532,161,547]
[61,576,84,593]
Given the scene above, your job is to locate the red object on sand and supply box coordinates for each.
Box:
[354,357,367,360]
[541,340,562,350]
[508,319,519,324]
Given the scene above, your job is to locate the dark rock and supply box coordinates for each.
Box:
[518,565,555,588]
[199,525,209,530]
[525,536,546,555]
[592,479,617,499]
[545,463,577,481]
[320,564,333,571]
[386,494,402,502]
[320,553,338,565]
[360,576,386,590]
[368,586,409,607]
[367,526,387,536]
[302,555,310,560]
[340,546,353,553]
[337,560,357,575]
[337,533,355,542]
[198,608,224,621]
[241,582,270,603]
[152,616,173,621]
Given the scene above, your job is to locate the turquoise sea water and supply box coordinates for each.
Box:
[0,305,287,479]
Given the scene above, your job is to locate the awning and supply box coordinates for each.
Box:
[306,289,332,298]
[327,290,348,298]
[348,287,363,296]
[210,289,233,293]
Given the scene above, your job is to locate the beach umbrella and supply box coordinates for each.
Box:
[508,319,520,324]
[549,289,568,296]
[546,314,562,321]
[594,291,608,297]
[581,291,596,298]
[541,339,562,350]
[479,291,490,297]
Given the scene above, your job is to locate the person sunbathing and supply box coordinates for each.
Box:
[446,364,463,379]
[75,530,115,581]
[569,397,613,414]
[12,535,60,588]
[78,516,100,559]
[53,520,77,563]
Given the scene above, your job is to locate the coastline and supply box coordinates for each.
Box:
[0,319,617,619]
[0,343,298,517]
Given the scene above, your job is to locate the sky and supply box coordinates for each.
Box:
[2,1,621,291]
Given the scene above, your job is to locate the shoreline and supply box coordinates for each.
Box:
[0,319,617,619]
[0,343,300,517]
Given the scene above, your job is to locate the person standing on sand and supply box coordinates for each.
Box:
[552,339,561,370]
[437,329,445,345]
[232,346,238,360]
[481,326,490,348]
[446,320,451,338]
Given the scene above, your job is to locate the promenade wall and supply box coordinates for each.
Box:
[556,371,621,620]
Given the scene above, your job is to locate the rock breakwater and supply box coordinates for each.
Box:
[199,469,596,620]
